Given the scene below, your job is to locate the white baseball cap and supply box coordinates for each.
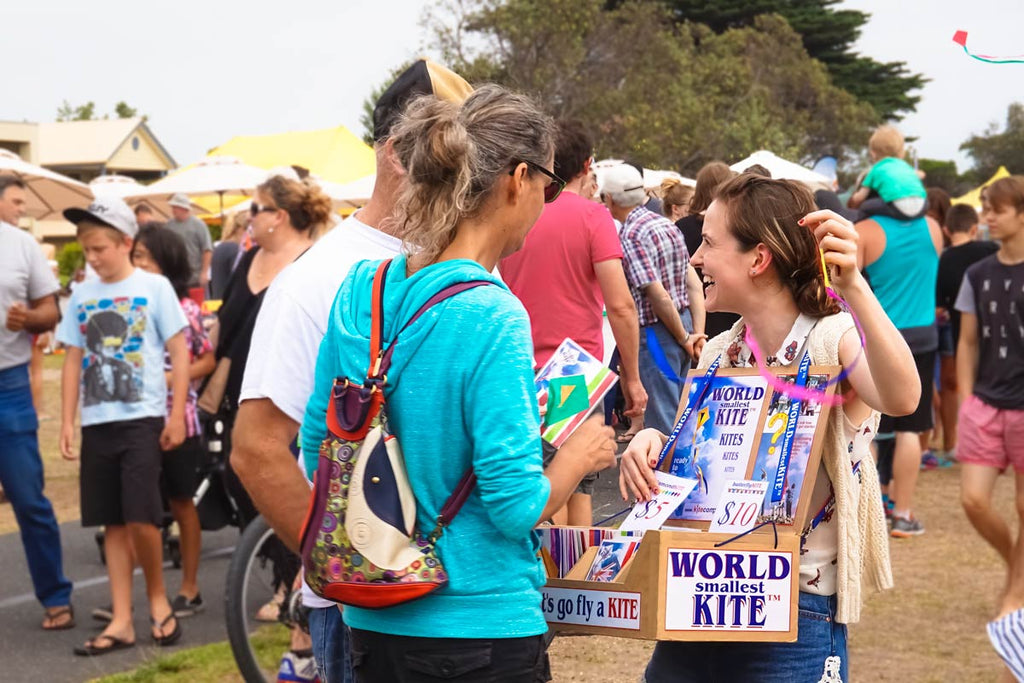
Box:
[63,197,139,238]
[168,193,192,210]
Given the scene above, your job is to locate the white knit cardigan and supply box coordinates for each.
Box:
[698,313,893,624]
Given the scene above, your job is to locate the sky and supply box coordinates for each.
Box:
[4,0,1023,174]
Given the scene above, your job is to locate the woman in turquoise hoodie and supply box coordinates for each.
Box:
[302,85,617,681]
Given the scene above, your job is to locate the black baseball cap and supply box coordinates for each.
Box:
[372,58,473,143]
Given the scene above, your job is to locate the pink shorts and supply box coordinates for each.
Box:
[958,395,1024,472]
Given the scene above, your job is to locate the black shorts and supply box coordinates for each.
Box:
[350,629,549,682]
[879,349,936,434]
[541,439,597,495]
[161,435,203,501]
[80,416,164,527]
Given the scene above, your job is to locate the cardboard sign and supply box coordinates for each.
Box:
[541,587,642,630]
[664,548,794,632]
[708,480,769,534]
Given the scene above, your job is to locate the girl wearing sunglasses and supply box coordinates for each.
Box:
[301,84,612,682]
[620,174,919,682]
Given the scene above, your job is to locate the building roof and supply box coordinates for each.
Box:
[36,118,176,168]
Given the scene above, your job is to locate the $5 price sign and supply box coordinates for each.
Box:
[619,472,698,532]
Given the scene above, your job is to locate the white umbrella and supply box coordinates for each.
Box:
[126,155,270,215]
[729,150,832,187]
[0,148,93,220]
[643,169,695,190]
[317,173,375,208]
[89,175,205,219]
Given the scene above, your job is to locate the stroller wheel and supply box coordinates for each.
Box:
[168,537,182,569]
[95,529,106,566]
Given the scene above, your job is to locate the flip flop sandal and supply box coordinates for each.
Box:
[74,634,135,656]
[616,431,641,444]
[151,613,182,647]
[42,605,76,631]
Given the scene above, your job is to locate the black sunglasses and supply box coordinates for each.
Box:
[250,201,279,215]
[510,160,567,203]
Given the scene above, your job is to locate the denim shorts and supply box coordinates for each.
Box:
[644,592,848,683]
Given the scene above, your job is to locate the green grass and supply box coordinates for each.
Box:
[90,626,290,683]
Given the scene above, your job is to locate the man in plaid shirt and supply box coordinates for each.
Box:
[602,164,706,434]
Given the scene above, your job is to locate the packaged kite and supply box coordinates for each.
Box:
[535,338,618,448]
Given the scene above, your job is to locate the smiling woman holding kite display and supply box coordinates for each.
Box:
[619,173,920,682]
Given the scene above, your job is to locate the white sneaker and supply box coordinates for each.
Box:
[276,651,320,683]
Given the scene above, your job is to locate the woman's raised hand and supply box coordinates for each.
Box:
[799,209,863,292]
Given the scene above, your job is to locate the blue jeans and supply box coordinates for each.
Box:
[309,605,352,683]
[0,364,72,608]
[638,310,693,435]
[644,592,848,682]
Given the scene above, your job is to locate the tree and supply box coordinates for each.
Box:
[425,0,876,172]
[917,158,969,196]
[55,100,144,121]
[113,101,138,119]
[960,102,1024,180]
[611,0,926,121]
[56,100,96,121]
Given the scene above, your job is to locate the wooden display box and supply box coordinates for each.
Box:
[543,530,800,642]
[541,365,840,642]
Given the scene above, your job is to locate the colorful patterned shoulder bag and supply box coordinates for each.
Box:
[299,259,489,608]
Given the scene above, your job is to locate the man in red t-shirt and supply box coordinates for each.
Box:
[501,121,647,525]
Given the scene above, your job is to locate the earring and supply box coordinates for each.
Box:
[268,227,275,234]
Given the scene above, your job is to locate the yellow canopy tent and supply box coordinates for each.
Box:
[207,126,376,185]
[170,126,377,219]
[953,166,1011,208]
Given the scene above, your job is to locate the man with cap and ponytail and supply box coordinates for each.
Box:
[231,59,472,683]
[603,164,707,436]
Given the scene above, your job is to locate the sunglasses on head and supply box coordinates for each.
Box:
[510,160,567,203]
[250,201,278,215]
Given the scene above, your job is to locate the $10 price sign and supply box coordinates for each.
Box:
[708,480,769,534]
[619,472,697,532]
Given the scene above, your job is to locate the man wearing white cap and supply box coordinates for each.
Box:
[602,164,706,435]
[165,194,212,291]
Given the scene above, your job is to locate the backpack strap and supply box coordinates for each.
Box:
[366,258,491,535]
[368,260,391,379]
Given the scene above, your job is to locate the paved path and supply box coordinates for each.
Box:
[0,455,630,682]
[0,521,238,682]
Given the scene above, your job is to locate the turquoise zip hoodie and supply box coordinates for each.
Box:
[302,254,551,639]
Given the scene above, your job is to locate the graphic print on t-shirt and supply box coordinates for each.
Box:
[77,297,147,406]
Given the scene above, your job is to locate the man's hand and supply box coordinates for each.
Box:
[559,414,617,475]
[160,416,186,451]
[621,376,648,417]
[60,422,77,461]
[683,333,708,361]
[6,302,28,332]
